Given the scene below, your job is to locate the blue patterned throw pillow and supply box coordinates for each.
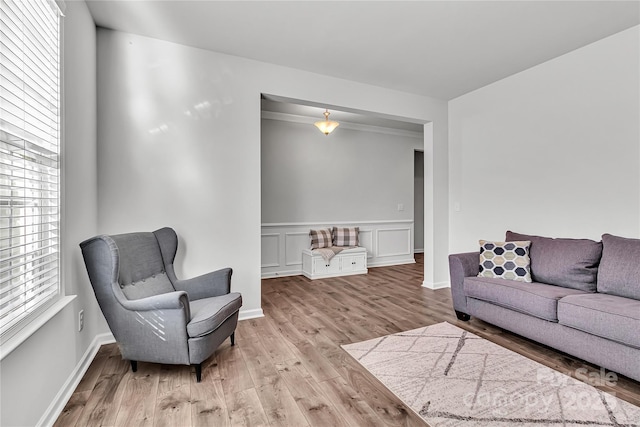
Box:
[478,240,532,282]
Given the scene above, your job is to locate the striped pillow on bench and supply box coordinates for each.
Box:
[309,228,333,249]
[333,227,359,247]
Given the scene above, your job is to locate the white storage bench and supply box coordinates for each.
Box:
[301,247,368,280]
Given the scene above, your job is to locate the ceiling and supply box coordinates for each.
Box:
[85,1,639,130]
[86,0,639,102]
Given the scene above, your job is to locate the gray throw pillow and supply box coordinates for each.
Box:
[597,234,640,300]
[505,231,602,292]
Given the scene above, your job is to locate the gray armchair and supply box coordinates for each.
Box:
[80,227,242,382]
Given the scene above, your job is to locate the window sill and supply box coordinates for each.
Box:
[0,295,77,361]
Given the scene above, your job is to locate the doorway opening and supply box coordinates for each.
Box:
[260,94,428,283]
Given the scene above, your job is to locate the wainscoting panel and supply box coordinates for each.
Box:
[377,227,412,258]
[260,233,280,268]
[358,229,374,258]
[261,221,414,278]
[285,232,309,266]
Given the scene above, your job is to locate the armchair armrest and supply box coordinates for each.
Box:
[173,267,232,301]
[111,281,190,312]
[448,252,479,316]
[108,283,192,364]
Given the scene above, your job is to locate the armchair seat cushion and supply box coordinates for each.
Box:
[187,292,243,338]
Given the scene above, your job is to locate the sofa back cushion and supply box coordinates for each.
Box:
[505,231,602,292]
[597,234,640,300]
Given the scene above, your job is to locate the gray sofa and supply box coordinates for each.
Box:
[449,231,640,382]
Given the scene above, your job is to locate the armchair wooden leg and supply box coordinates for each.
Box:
[230,332,236,346]
[195,364,202,383]
[130,360,137,372]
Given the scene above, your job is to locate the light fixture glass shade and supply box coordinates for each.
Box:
[314,109,339,135]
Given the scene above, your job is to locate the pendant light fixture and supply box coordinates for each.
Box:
[314,109,340,135]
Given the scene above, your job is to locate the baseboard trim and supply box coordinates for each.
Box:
[239,308,264,321]
[368,258,416,268]
[422,280,450,290]
[261,270,301,279]
[38,332,115,427]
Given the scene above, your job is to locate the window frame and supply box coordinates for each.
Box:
[0,0,69,352]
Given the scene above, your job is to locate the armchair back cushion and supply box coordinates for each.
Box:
[111,232,175,299]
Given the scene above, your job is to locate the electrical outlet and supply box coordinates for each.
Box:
[397,203,404,211]
[78,310,84,332]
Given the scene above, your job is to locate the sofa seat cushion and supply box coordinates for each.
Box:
[558,293,640,349]
[464,277,587,321]
[187,292,242,338]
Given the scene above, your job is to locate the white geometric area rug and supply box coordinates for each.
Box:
[342,322,640,427]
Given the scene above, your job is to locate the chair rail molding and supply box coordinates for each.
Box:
[261,220,415,278]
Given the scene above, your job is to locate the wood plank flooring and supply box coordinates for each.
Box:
[55,255,640,426]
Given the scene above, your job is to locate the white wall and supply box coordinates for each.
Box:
[0,2,102,426]
[96,28,450,313]
[62,2,106,355]
[261,118,422,223]
[449,26,640,253]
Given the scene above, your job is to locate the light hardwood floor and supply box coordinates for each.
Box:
[55,255,640,426]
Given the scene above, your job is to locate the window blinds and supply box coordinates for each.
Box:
[0,0,61,337]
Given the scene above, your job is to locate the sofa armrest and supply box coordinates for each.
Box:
[449,252,479,317]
